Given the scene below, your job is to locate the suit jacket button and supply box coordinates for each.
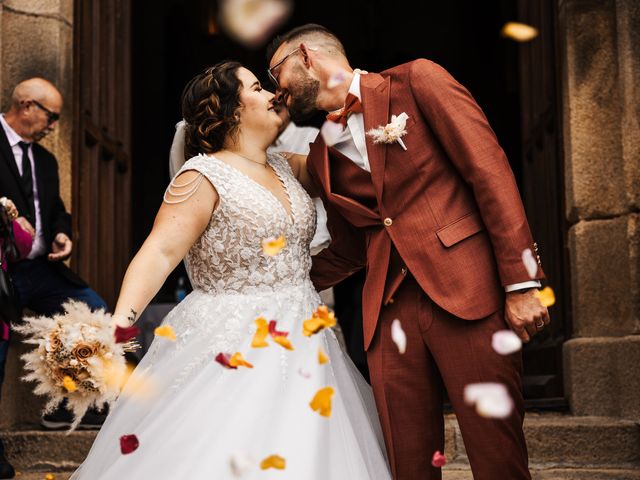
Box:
[383,217,393,227]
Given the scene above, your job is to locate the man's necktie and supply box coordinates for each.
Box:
[18,141,35,222]
[326,93,363,126]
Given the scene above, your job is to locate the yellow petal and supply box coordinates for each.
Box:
[318,347,329,365]
[62,375,77,393]
[262,235,286,256]
[260,454,286,470]
[154,325,176,341]
[309,386,335,417]
[534,287,556,307]
[251,317,270,348]
[228,352,254,369]
[303,306,337,336]
[501,22,539,42]
[45,475,55,480]
[273,335,294,351]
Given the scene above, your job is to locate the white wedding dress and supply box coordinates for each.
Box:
[70,153,391,479]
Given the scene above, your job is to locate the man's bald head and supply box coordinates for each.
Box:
[5,77,62,142]
[11,77,62,109]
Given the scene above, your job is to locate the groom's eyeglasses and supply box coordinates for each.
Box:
[267,47,301,88]
[30,100,60,125]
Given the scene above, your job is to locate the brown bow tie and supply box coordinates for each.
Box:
[326,93,363,126]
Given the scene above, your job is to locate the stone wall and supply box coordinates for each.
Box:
[559,0,640,419]
[0,0,74,429]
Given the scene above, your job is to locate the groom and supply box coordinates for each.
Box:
[267,24,549,479]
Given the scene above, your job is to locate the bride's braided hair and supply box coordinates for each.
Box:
[181,61,243,160]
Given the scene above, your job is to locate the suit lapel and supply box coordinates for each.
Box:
[0,123,31,206]
[360,73,390,199]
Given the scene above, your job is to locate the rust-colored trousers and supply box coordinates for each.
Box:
[367,276,531,480]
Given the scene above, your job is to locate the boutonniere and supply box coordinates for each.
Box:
[366,112,409,150]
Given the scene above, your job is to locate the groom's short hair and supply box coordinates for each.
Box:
[267,24,346,61]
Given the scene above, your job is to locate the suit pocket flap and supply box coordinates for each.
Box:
[436,212,485,247]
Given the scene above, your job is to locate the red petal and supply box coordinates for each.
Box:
[268,320,288,338]
[431,450,447,468]
[114,325,140,343]
[120,434,139,455]
[215,353,237,369]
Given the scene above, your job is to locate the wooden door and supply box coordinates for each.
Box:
[518,0,570,406]
[72,0,132,308]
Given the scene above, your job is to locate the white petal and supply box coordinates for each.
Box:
[464,382,514,419]
[491,330,522,355]
[521,248,538,279]
[320,120,345,147]
[391,319,407,354]
[219,0,292,48]
[230,451,255,477]
[327,71,348,89]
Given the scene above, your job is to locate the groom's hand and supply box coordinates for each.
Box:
[505,290,550,343]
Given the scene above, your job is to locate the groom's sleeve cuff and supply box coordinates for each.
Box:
[505,281,541,293]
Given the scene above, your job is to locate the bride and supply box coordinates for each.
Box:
[70,61,391,479]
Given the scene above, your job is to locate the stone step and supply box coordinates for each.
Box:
[3,414,639,472]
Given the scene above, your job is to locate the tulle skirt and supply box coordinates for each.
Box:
[70,281,391,479]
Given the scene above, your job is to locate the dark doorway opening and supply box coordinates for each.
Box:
[130,0,568,406]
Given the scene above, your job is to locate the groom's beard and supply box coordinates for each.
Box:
[287,72,321,123]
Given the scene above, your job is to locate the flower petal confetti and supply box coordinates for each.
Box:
[303,306,337,337]
[273,335,294,351]
[120,434,140,455]
[251,317,269,348]
[431,450,447,468]
[260,454,286,470]
[114,325,140,344]
[391,319,407,354]
[521,248,539,279]
[318,347,329,364]
[320,120,345,147]
[501,22,539,42]
[491,330,522,355]
[62,375,77,393]
[268,320,288,337]
[327,71,348,89]
[464,382,514,419]
[45,474,55,480]
[230,451,255,477]
[534,287,556,307]
[262,235,286,256]
[309,386,335,417]
[154,325,176,341]
[219,0,292,49]
[229,352,254,369]
[298,368,311,379]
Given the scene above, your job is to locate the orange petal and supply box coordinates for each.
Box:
[534,287,556,307]
[154,325,176,341]
[273,335,294,351]
[262,235,286,256]
[260,454,286,470]
[318,347,329,364]
[45,474,55,480]
[309,386,335,417]
[303,306,337,336]
[62,375,77,393]
[251,317,270,348]
[229,352,254,369]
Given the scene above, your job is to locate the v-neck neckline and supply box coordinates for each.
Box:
[207,154,295,223]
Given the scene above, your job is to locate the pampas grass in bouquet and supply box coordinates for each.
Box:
[14,300,138,430]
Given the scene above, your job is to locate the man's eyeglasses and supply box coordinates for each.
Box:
[267,47,301,88]
[31,100,60,125]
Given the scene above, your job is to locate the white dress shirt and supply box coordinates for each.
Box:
[330,73,540,292]
[0,114,45,258]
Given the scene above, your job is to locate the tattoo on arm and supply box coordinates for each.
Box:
[128,308,138,325]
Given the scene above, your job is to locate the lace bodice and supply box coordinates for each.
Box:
[176,153,317,294]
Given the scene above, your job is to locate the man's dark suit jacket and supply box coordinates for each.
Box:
[0,123,86,287]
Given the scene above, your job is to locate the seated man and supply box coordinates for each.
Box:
[0,78,108,437]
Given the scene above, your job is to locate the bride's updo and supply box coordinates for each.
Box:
[181,61,243,160]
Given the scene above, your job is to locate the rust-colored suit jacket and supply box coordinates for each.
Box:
[308,59,544,350]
